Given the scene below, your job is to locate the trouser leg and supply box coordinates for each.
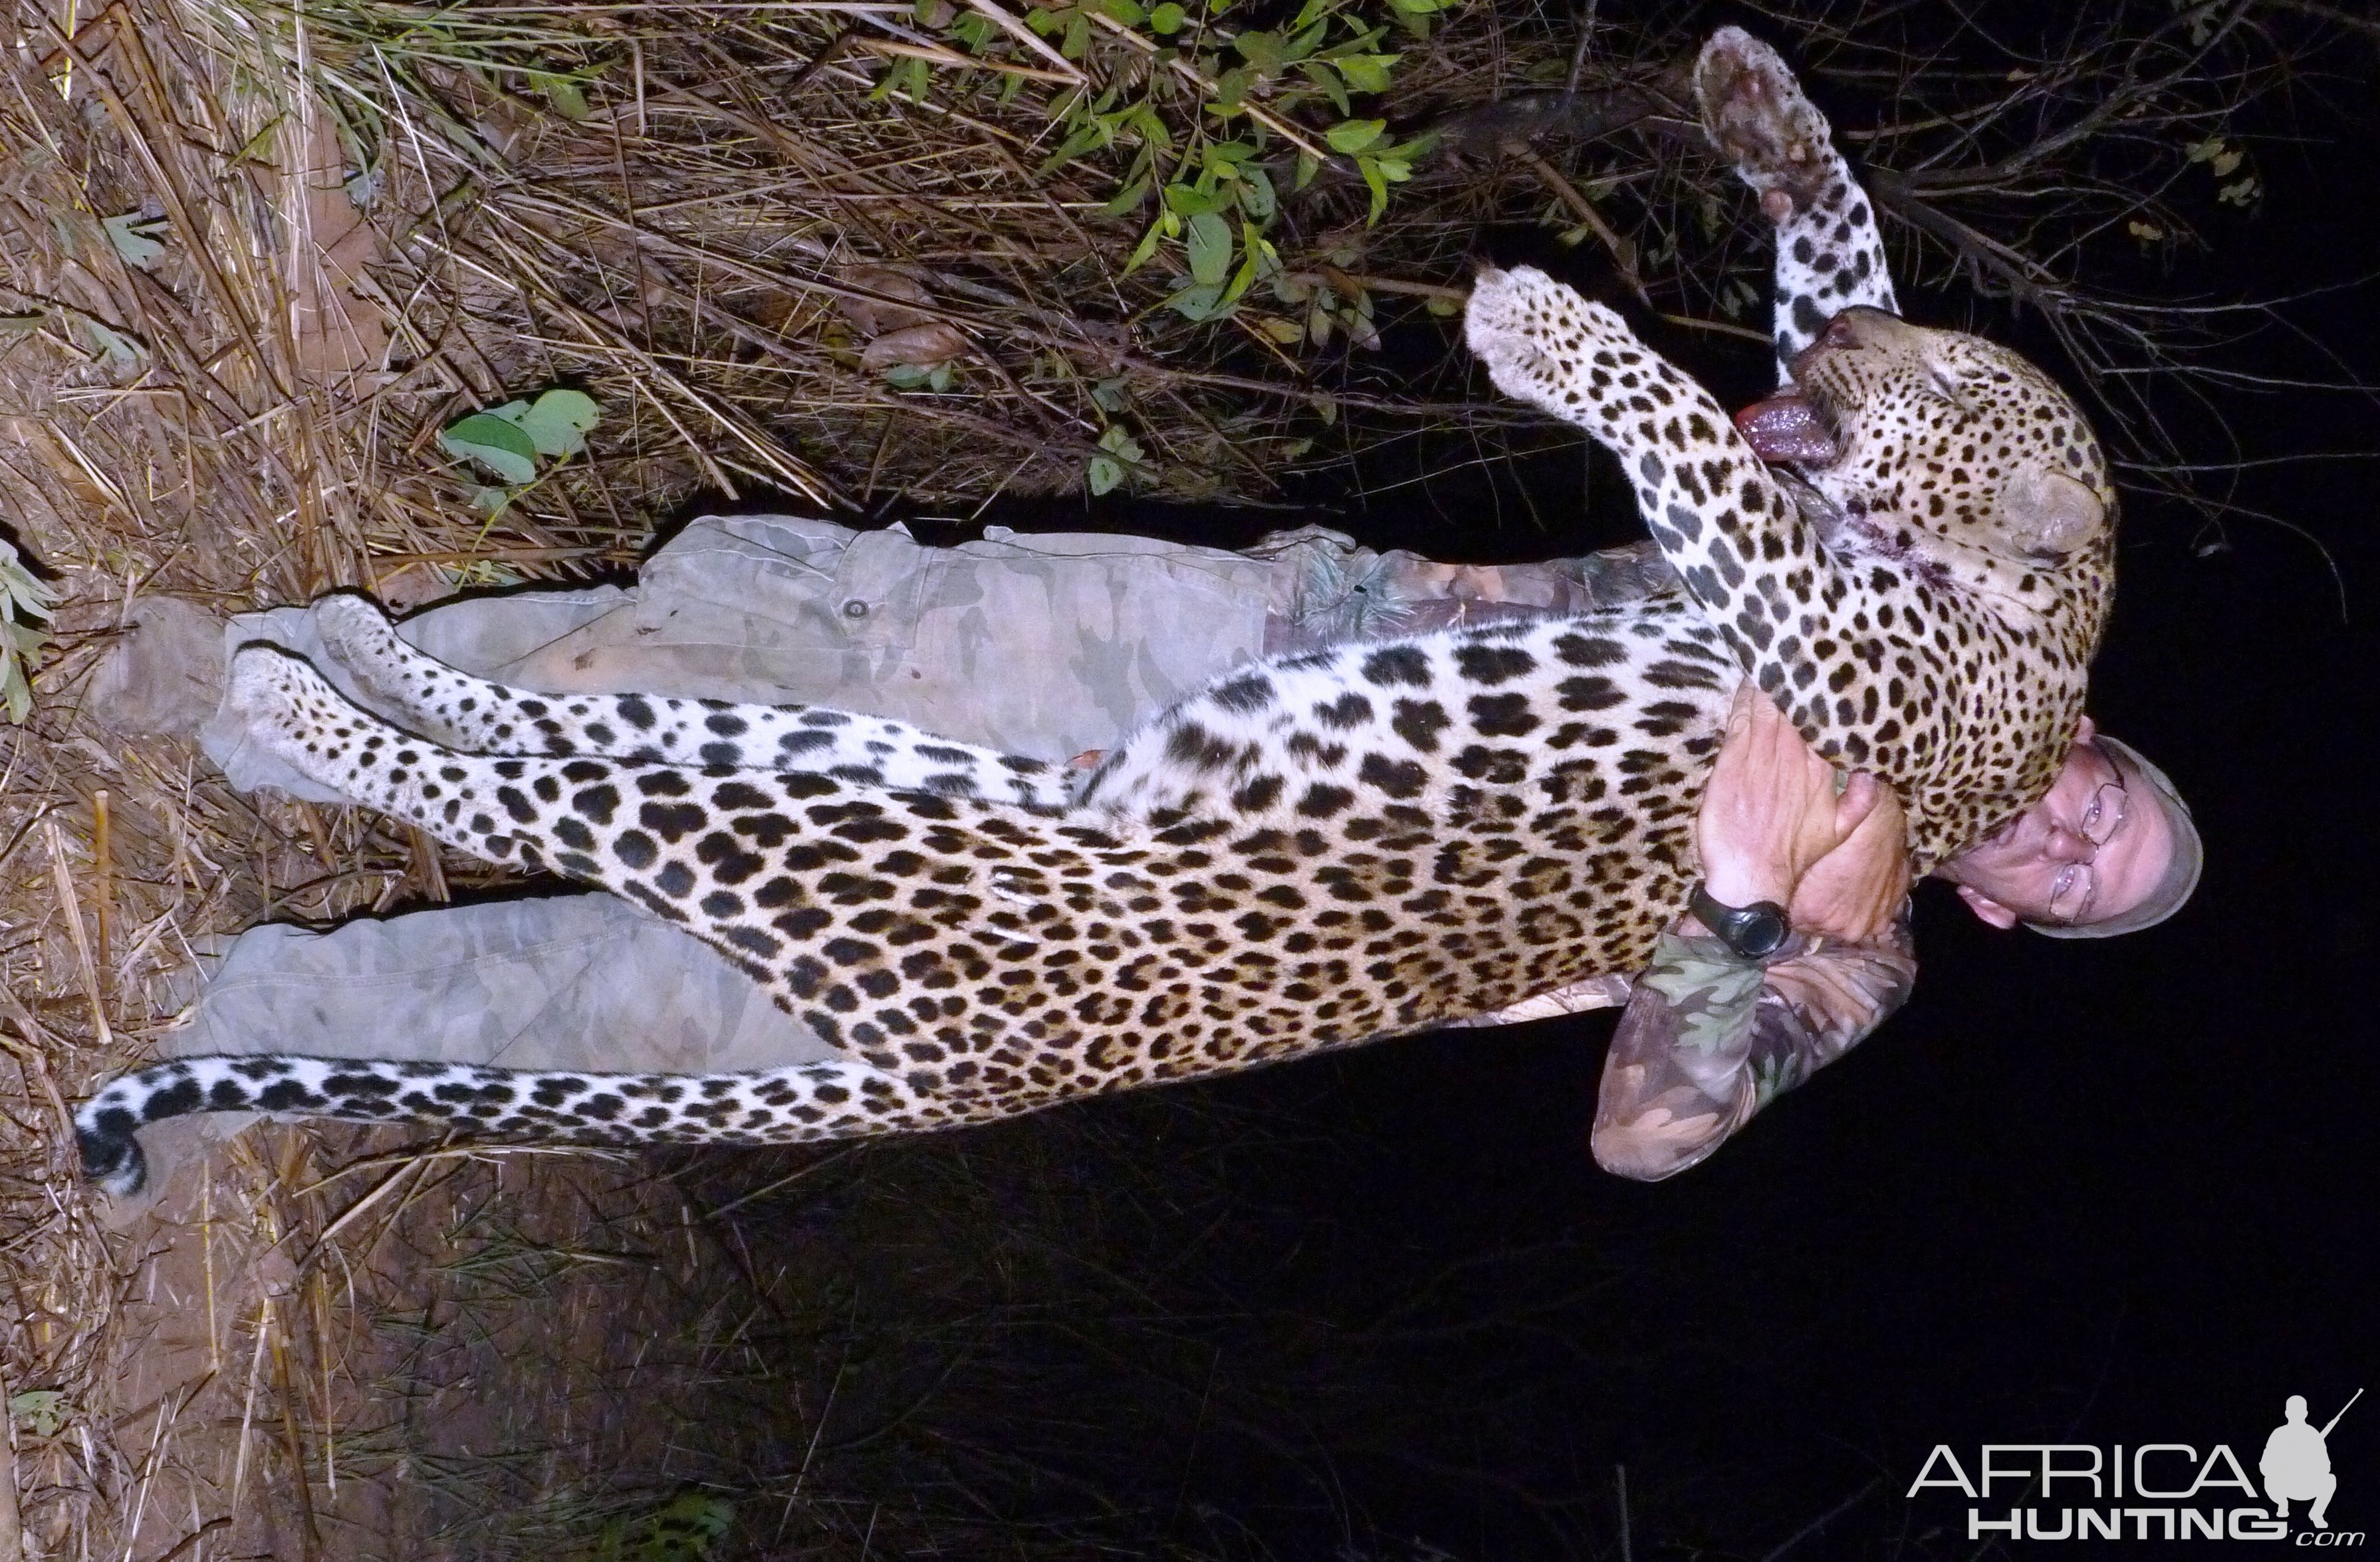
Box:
[169,515,1336,1073]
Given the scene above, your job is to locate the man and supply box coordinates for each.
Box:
[80,27,2197,1185]
[89,510,2197,1188]
[1581,678,2194,1180]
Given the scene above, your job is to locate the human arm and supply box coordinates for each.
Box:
[1590,919,1916,1180]
[1590,685,1917,1180]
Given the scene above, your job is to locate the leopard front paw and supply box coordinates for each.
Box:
[1694,27,1836,218]
[1464,266,1640,427]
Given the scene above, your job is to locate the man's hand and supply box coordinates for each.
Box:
[1788,774,1910,943]
[1697,685,1863,909]
[1697,685,1910,941]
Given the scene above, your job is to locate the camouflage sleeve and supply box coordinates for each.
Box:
[1589,917,1916,1181]
[1262,532,1679,655]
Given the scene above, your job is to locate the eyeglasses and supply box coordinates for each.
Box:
[2044,770,2131,925]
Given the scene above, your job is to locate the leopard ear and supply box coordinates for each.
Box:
[1998,467,2105,560]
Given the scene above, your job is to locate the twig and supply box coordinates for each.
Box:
[44,821,112,1050]
[92,788,112,978]
[1512,147,1649,304]
[958,0,1087,86]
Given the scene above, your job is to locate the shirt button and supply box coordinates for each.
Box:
[842,600,870,619]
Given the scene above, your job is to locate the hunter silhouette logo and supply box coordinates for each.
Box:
[2265,1391,2359,1533]
[1907,1387,2365,1543]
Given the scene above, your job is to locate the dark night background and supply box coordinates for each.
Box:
[738,25,2380,1555]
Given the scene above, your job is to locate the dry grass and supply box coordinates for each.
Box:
[0,0,2339,1551]
[0,0,1672,1547]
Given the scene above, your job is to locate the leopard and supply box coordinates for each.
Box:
[76,29,2117,1196]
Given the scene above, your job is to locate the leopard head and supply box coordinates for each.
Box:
[1740,308,2115,584]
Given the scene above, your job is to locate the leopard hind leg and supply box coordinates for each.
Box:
[308,593,1071,809]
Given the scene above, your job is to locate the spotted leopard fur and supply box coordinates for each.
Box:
[76,30,2117,1194]
[307,593,1077,810]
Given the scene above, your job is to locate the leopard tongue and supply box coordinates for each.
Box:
[1734,390,1842,466]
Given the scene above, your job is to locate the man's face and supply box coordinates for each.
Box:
[1939,718,2177,930]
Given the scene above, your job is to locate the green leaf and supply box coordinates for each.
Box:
[1087,455,1124,495]
[1300,60,1350,116]
[0,541,59,621]
[1167,280,1225,320]
[1123,217,1168,275]
[1101,179,1151,217]
[1237,164,1277,221]
[1326,118,1384,154]
[1099,0,1145,23]
[7,1391,67,1437]
[1163,182,1223,217]
[78,317,143,371]
[1233,29,1285,74]
[1221,224,1262,306]
[1185,210,1233,286]
[529,70,590,120]
[1332,51,1395,92]
[1294,152,1320,190]
[507,389,601,457]
[439,413,540,483]
[1149,1,1185,31]
[100,213,168,270]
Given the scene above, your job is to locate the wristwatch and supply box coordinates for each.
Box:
[1688,882,1792,960]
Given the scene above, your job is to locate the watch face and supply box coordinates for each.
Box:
[1737,911,1788,957]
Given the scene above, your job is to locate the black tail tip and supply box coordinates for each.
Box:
[77,1127,148,1198]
